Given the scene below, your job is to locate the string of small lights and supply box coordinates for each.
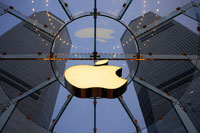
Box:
[153,0,160,33]
[31,0,73,48]
[75,10,83,17]
[31,0,49,46]
[33,0,160,59]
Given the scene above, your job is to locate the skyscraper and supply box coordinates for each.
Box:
[121,12,200,132]
[0,11,71,132]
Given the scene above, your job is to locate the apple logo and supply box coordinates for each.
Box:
[64,60,127,98]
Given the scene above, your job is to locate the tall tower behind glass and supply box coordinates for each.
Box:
[0,11,71,132]
[121,12,200,132]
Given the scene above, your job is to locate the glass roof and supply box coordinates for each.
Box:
[0,0,200,133]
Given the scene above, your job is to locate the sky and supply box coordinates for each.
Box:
[0,0,199,133]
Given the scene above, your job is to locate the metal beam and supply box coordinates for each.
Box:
[134,2,199,38]
[118,97,141,133]
[93,0,97,59]
[50,95,73,131]
[140,54,199,60]
[117,0,133,20]
[93,97,97,133]
[133,77,177,102]
[0,53,198,61]
[0,54,48,60]
[58,0,73,20]
[0,77,57,131]
[0,103,16,132]
[133,77,198,133]
[0,2,55,37]
[12,76,57,103]
[173,102,198,133]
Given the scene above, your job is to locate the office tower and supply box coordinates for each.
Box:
[0,11,71,132]
[121,12,200,132]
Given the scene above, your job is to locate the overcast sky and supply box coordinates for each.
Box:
[0,0,198,133]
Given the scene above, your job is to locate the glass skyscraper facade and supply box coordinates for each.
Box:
[0,11,71,132]
[121,11,200,132]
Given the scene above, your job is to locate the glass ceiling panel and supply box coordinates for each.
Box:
[0,0,200,132]
[54,96,94,133]
[97,98,136,133]
[123,83,146,130]
[96,16,127,53]
[0,14,20,35]
[97,0,126,17]
[67,0,93,17]
[122,0,192,24]
[67,16,94,53]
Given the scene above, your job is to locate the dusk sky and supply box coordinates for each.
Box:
[0,0,198,133]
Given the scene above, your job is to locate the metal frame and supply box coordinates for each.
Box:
[0,0,199,132]
[1,53,199,61]
[93,98,97,133]
[93,0,97,59]
[133,77,198,133]
[0,77,57,132]
[49,10,141,95]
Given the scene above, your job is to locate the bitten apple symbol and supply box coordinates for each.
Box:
[64,60,127,98]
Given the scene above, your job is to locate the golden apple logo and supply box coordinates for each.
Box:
[64,60,127,98]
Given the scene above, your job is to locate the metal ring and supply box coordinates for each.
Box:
[50,12,141,90]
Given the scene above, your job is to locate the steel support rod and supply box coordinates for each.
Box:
[50,95,73,131]
[0,76,57,132]
[1,53,199,61]
[173,102,198,133]
[0,2,55,37]
[118,97,141,133]
[133,77,198,133]
[58,0,73,20]
[0,104,16,132]
[93,0,97,59]
[133,77,178,102]
[93,98,97,133]
[117,0,133,20]
[134,2,200,38]
[12,77,57,103]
